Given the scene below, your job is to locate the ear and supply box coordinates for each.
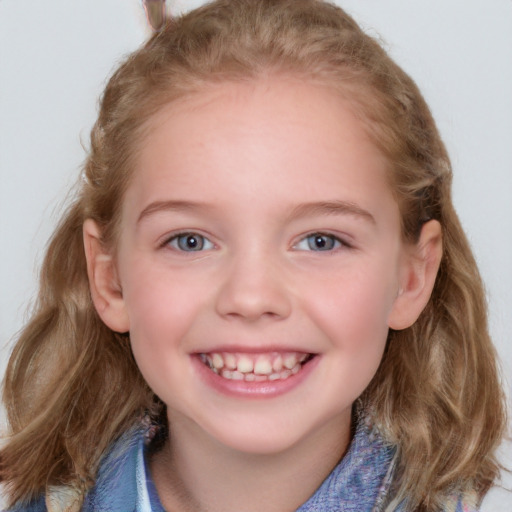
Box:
[83,219,130,333]
[388,220,443,330]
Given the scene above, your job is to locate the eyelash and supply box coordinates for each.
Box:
[162,231,352,253]
[293,232,351,252]
[163,232,215,252]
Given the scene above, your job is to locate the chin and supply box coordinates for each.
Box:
[213,428,304,456]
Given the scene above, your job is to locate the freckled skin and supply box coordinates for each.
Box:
[116,78,406,455]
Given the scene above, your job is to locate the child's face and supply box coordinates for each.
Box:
[109,78,412,454]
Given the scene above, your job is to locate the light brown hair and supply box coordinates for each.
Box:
[1,1,506,510]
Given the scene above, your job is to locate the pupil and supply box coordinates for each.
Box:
[315,236,326,248]
[186,236,198,248]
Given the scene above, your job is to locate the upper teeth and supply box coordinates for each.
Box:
[200,351,309,377]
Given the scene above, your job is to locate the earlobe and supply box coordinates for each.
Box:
[388,220,443,330]
[83,219,130,333]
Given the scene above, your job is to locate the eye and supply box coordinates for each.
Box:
[294,233,345,252]
[166,232,214,252]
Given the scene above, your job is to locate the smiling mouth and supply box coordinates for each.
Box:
[198,351,315,382]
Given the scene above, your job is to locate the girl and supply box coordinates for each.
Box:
[0,0,507,510]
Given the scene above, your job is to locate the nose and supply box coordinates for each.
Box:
[215,250,292,322]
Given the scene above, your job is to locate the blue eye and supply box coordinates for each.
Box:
[167,233,214,252]
[295,233,343,251]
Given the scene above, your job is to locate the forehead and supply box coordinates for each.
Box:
[124,77,395,221]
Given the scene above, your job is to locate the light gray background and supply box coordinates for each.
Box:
[0,0,511,508]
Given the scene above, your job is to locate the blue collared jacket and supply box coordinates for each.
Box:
[7,420,475,512]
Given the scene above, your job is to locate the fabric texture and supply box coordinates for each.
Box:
[6,419,476,512]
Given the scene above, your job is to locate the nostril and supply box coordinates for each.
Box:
[221,305,290,323]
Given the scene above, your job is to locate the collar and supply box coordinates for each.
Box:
[296,420,398,512]
[83,418,398,512]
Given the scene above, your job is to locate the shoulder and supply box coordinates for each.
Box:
[448,493,479,512]
[3,427,145,512]
[1,496,46,512]
[81,426,144,511]
[297,418,397,511]
[479,436,512,512]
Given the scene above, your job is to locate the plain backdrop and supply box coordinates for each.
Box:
[1,0,511,509]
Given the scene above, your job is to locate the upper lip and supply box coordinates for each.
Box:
[193,345,316,355]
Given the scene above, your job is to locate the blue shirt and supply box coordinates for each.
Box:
[139,419,397,512]
[8,419,472,511]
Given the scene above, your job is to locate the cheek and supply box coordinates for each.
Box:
[119,261,211,399]
[119,257,211,351]
[305,267,395,400]
[301,263,397,350]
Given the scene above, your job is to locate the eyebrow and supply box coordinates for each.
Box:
[137,200,213,223]
[137,199,376,224]
[287,201,376,224]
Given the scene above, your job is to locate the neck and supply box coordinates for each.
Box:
[150,413,351,512]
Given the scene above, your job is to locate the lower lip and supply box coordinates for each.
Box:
[192,354,319,399]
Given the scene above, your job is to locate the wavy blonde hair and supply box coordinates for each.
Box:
[1,0,506,509]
